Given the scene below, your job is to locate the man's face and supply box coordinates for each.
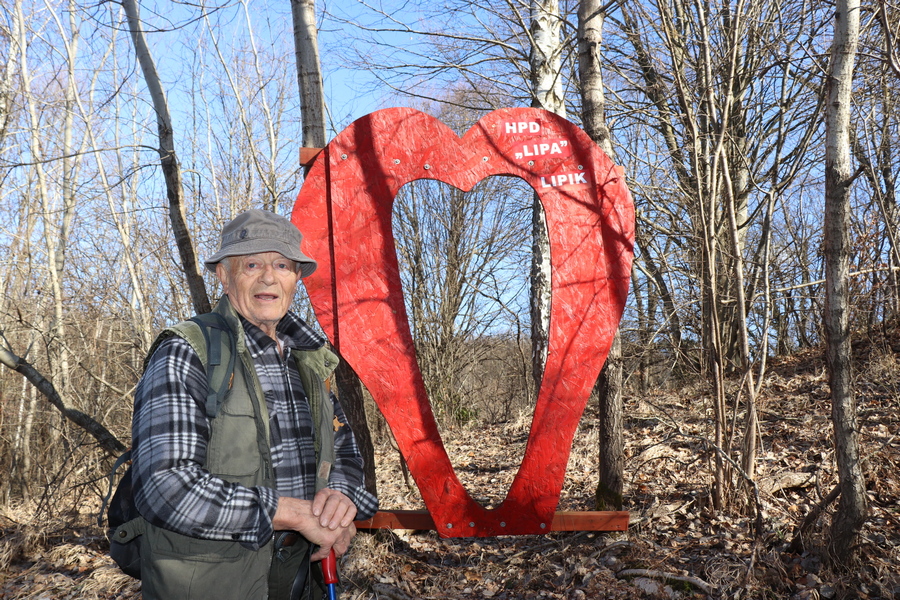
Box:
[216,252,302,338]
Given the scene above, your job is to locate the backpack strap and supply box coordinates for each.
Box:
[188,313,236,419]
[98,448,132,526]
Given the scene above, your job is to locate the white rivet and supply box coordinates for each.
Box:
[500,522,506,528]
[469,522,475,527]
[540,523,546,529]
[528,160,534,166]
[578,164,584,170]
[393,159,400,164]
[424,164,431,170]
[341,153,348,160]
[446,523,453,529]
[482,156,488,162]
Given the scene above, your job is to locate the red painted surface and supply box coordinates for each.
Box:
[293,107,634,538]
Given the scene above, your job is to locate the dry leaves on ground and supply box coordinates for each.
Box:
[1,347,899,599]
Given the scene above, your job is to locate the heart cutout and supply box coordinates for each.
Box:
[293,107,634,537]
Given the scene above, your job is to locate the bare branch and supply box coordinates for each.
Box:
[0,342,127,458]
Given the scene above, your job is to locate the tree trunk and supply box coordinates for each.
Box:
[579,0,624,510]
[529,0,564,390]
[594,334,624,509]
[291,0,377,496]
[334,363,377,495]
[292,0,327,155]
[824,0,866,566]
[121,0,210,315]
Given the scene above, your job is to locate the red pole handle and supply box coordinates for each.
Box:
[323,549,338,585]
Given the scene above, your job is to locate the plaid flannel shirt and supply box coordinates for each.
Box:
[132,309,378,550]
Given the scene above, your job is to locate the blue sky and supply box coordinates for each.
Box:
[135,0,413,138]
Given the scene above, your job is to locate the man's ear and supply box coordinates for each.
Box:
[215,261,230,293]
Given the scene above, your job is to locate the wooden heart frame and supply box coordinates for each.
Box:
[293,107,634,537]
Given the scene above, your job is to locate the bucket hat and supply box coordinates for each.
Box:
[204,209,317,278]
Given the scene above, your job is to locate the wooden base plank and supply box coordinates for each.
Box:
[355,510,435,531]
[551,511,629,531]
[355,510,629,532]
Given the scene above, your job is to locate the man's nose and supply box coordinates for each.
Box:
[258,264,277,282]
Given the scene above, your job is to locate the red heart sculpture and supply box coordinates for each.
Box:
[293,107,634,537]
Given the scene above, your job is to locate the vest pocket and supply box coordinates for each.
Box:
[207,409,261,482]
[145,523,243,561]
[206,363,264,483]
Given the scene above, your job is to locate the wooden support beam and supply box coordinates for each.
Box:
[300,147,324,167]
[355,510,629,533]
[355,510,435,531]
[550,511,629,531]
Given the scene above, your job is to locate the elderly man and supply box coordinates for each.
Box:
[131,209,377,599]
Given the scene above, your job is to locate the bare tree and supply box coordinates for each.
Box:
[823,0,867,565]
[325,0,580,401]
[290,0,377,496]
[0,0,327,510]
[392,148,532,425]
[528,0,565,390]
[607,0,827,509]
[578,0,624,510]
[121,0,210,315]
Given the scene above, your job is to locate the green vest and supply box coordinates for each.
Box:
[128,297,338,600]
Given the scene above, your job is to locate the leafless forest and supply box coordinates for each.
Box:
[1,0,899,598]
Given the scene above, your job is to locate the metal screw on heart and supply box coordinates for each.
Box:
[393,159,400,164]
[528,160,535,166]
[578,165,584,170]
[446,523,453,529]
[423,164,431,170]
[482,156,489,162]
[341,153,348,160]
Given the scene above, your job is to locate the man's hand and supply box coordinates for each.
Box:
[311,522,355,561]
[272,490,357,560]
[312,488,357,530]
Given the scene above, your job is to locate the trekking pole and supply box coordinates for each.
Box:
[323,548,338,600]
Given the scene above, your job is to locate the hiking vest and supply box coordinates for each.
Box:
[122,297,339,600]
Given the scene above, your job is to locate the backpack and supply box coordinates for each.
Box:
[100,313,236,579]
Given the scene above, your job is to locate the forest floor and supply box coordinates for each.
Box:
[1,337,899,599]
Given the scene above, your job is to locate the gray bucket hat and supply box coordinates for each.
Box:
[204,209,317,277]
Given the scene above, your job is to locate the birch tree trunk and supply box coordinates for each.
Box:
[578,0,623,510]
[53,0,84,400]
[121,0,210,315]
[292,0,326,153]
[291,0,377,495]
[529,0,564,390]
[824,0,867,565]
[16,0,74,449]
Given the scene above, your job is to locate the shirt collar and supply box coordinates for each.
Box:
[238,311,326,355]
